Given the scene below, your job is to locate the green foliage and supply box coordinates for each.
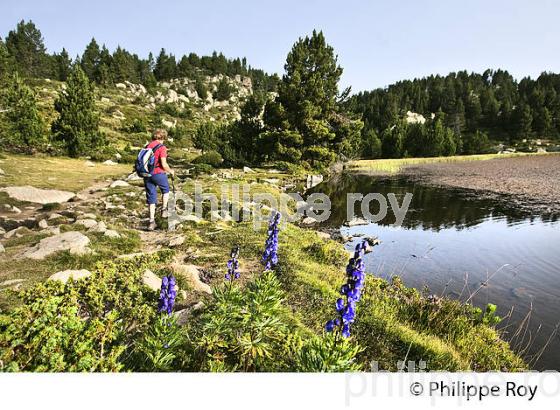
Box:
[192,150,223,167]
[463,130,490,154]
[0,258,159,371]
[51,64,104,157]
[132,314,185,371]
[195,78,208,100]
[348,69,560,146]
[2,73,46,152]
[5,20,50,78]
[214,78,233,101]
[293,334,363,372]
[190,271,294,371]
[248,30,362,169]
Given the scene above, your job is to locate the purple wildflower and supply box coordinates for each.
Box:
[158,274,177,315]
[262,211,281,270]
[225,245,240,281]
[325,239,370,338]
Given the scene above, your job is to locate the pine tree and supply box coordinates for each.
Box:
[3,73,45,152]
[53,48,72,81]
[5,20,50,78]
[260,30,361,168]
[51,64,103,157]
[81,38,101,81]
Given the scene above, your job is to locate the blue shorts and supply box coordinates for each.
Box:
[144,173,170,205]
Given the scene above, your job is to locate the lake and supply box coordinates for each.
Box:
[312,173,560,370]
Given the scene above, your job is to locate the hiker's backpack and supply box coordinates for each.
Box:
[134,144,163,177]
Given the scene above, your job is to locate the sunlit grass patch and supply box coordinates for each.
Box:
[348,153,543,174]
[0,153,130,191]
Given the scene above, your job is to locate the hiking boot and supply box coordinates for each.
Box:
[147,220,157,231]
[161,209,169,218]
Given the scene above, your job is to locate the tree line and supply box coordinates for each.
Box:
[345,69,560,157]
[0,20,278,92]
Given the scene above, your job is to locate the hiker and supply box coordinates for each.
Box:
[141,129,174,230]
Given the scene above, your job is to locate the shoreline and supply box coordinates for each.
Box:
[348,154,560,215]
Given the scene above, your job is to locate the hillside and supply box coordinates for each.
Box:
[26,71,258,158]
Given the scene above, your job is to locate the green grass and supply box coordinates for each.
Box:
[0,154,130,191]
[348,152,544,174]
[0,153,527,371]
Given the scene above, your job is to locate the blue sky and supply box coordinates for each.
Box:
[2,0,559,92]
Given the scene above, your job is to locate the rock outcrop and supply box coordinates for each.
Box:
[0,186,75,204]
[23,231,91,260]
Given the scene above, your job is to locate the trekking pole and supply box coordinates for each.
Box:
[170,173,176,194]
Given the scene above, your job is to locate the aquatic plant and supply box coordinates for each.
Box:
[225,246,240,281]
[326,240,368,338]
[262,211,281,270]
[158,275,177,315]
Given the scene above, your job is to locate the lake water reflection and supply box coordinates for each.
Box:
[312,173,560,370]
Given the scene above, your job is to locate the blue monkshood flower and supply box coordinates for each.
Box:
[158,274,177,315]
[225,246,240,281]
[325,239,370,338]
[336,298,345,312]
[262,211,281,270]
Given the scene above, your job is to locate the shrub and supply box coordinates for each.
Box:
[191,163,214,175]
[51,64,104,157]
[192,150,223,167]
[214,78,233,101]
[0,257,164,371]
[188,271,294,371]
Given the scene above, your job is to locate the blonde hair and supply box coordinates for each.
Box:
[152,128,168,141]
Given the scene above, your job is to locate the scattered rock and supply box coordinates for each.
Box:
[301,216,318,225]
[316,231,331,240]
[142,269,162,292]
[85,161,96,167]
[126,173,142,181]
[0,278,25,288]
[0,167,5,176]
[0,227,5,235]
[77,213,97,220]
[11,206,22,214]
[91,221,107,233]
[168,236,185,247]
[74,219,98,229]
[171,263,212,294]
[180,214,203,224]
[48,269,92,283]
[104,229,121,238]
[103,160,117,166]
[262,178,280,185]
[0,186,75,204]
[173,302,204,325]
[210,210,233,222]
[38,219,49,229]
[4,226,27,239]
[243,166,255,173]
[0,243,4,253]
[343,217,370,227]
[23,231,91,260]
[110,180,130,188]
[42,226,61,235]
[48,213,64,220]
